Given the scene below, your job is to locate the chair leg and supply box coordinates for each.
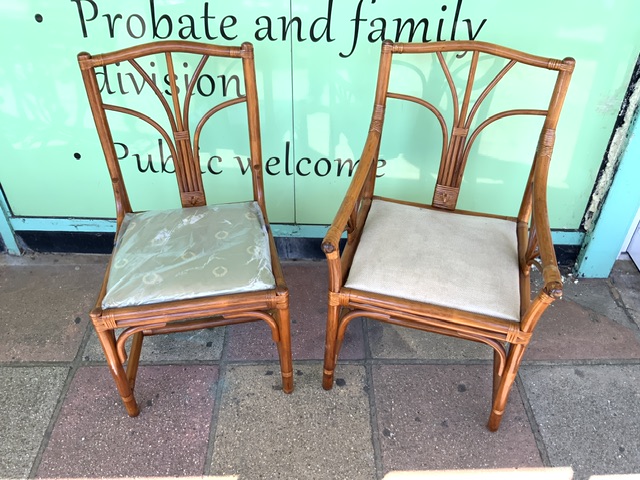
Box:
[126,331,144,390]
[322,304,340,390]
[492,349,502,403]
[488,343,526,431]
[96,329,140,417]
[275,306,294,393]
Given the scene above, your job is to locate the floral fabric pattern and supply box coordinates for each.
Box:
[102,201,275,309]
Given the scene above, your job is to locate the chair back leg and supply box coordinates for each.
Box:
[275,304,294,393]
[126,331,144,390]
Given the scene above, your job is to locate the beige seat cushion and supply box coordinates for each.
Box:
[102,201,275,309]
[345,199,521,321]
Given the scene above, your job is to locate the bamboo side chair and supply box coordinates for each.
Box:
[78,41,293,416]
[322,40,574,431]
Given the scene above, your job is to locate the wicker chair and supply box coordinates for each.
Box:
[77,41,293,416]
[322,40,574,431]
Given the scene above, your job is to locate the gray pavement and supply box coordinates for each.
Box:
[1,253,639,480]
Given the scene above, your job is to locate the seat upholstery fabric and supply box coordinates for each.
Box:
[345,199,521,321]
[102,201,275,309]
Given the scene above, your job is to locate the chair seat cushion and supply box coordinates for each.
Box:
[102,201,276,309]
[345,199,521,321]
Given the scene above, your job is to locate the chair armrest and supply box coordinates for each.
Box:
[321,128,382,290]
[322,128,382,255]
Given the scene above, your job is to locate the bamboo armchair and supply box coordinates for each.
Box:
[322,40,574,431]
[78,41,292,416]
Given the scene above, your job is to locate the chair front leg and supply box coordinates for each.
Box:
[488,343,526,431]
[96,328,140,417]
[323,303,341,390]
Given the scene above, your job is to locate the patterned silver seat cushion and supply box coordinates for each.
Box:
[345,199,521,321]
[102,201,275,309]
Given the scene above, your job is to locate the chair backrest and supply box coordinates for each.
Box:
[369,40,575,212]
[78,41,266,228]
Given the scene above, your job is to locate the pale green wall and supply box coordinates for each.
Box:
[1,0,639,230]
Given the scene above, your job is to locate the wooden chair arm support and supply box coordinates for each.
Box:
[321,129,382,255]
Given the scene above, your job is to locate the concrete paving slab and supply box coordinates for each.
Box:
[37,365,218,478]
[520,364,640,480]
[223,320,288,360]
[559,274,634,331]
[610,260,640,329]
[526,298,640,360]
[590,475,640,480]
[382,466,575,479]
[225,261,365,360]
[368,321,492,360]
[82,326,225,362]
[532,267,630,328]
[0,253,108,268]
[290,260,365,360]
[0,257,104,361]
[0,366,68,479]
[210,363,375,479]
[372,365,541,475]
[225,316,364,361]
[1,252,638,480]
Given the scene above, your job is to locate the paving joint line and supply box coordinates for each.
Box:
[203,325,230,476]
[362,318,385,480]
[516,374,552,467]
[607,277,640,333]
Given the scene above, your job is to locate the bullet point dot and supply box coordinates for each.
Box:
[74,153,81,160]
[35,14,43,23]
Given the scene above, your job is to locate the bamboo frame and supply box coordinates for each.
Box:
[322,40,574,431]
[78,41,292,416]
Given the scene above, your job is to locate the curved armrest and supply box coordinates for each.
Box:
[322,129,382,291]
[322,129,382,255]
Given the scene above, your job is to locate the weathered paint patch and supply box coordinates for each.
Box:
[583,56,640,232]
